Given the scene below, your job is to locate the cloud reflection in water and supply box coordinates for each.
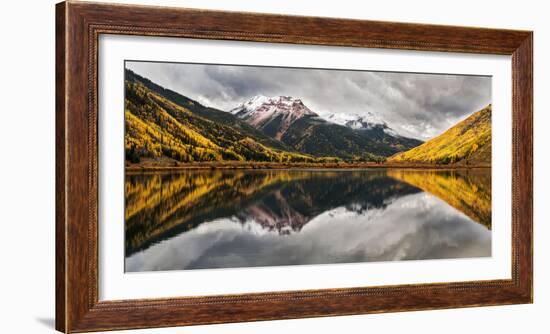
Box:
[125,169,491,272]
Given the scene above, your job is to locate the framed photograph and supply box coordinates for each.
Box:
[56,1,533,332]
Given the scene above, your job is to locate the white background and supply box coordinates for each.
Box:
[0,0,546,333]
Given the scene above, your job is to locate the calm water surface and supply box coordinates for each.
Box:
[125,169,491,272]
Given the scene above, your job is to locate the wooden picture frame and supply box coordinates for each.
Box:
[56,1,533,332]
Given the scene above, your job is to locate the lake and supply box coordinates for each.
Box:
[124,168,491,272]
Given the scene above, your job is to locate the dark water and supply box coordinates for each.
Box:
[124,169,491,272]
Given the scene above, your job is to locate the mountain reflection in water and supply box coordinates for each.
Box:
[125,169,491,271]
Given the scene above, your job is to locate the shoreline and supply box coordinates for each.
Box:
[125,161,492,172]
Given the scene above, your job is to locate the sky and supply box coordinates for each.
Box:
[126,61,491,140]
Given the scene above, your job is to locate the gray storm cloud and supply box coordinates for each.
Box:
[126,61,491,140]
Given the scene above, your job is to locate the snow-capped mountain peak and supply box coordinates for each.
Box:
[230,95,316,117]
[232,95,272,114]
[320,111,406,137]
[229,95,409,140]
[323,111,386,130]
[229,95,318,139]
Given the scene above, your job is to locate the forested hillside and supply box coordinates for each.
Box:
[125,80,321,163]
[389,105,491,166]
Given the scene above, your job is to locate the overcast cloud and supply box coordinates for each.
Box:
[126,61,491,140]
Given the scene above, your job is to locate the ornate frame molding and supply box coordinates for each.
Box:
[56,1,532,332]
